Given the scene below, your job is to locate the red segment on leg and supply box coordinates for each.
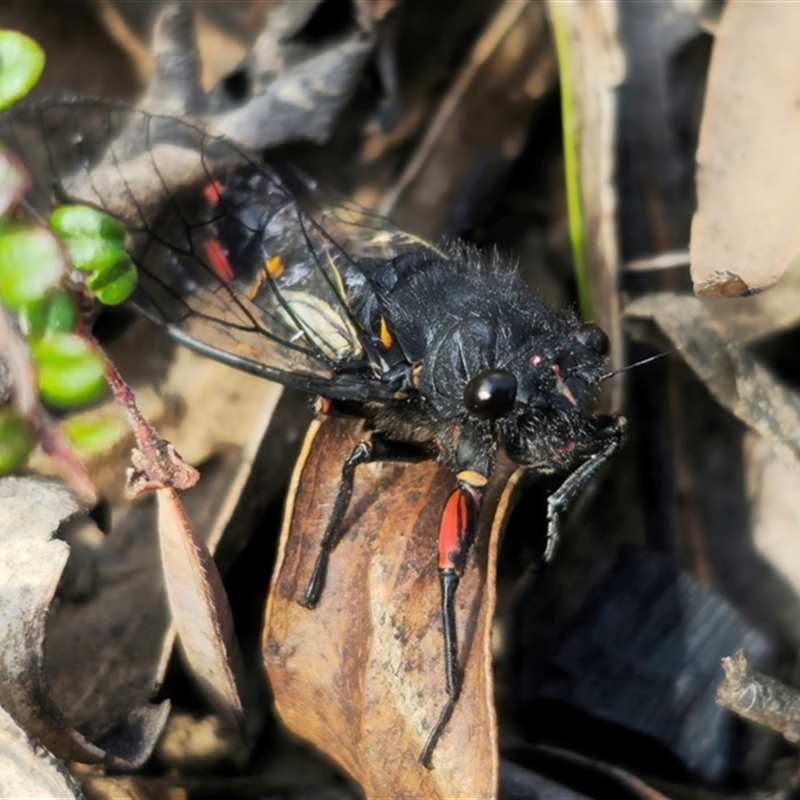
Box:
[438,484,483,574]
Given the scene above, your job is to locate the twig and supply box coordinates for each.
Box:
[717,649,800,743]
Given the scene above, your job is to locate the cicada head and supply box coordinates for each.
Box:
[498,318,615,471]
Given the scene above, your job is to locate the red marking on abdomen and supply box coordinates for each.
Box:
[203,239,234,282]
[204,180,224,205]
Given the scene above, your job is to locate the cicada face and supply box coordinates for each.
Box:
[499,319,615,471]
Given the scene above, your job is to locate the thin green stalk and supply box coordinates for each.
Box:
[550,2,592,319]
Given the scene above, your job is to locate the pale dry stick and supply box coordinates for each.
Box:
[717,649,800,743]
[376,0,528,217]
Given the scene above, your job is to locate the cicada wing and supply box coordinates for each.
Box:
[1,100,410,400]
[0,99,122,214]
[127,165,374,394]
[273,165,448,265]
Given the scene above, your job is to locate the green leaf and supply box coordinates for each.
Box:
[0,31,45,111]
[50,205,126,242]
[20,290,78,339]
[0,223,66,308]
[85,254,137,305]
[32,332,107,407]
[63,413,125,453]
[0,411,33,474]
[49,205,126,273]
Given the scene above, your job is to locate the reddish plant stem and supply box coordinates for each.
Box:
[102,358,198,498]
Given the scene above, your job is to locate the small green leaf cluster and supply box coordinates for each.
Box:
[0,31,137,473]
[50,205,137,306]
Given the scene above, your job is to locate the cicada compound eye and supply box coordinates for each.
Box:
[464,369,517,419]
[576,322,610,356]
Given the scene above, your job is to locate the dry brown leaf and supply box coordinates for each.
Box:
[625,293,800,471]
[39,330,284,758]
[264,417,521,799]
[691,4,800,296]
[697,256,800,345]
[158,487,244,731]
[0,475,169,767]
[0,704,83,800]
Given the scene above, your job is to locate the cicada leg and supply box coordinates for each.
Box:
[544,414,627,561]
[420,471,487,768]
[298,435,436,609]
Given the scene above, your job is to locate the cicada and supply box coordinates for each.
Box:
[2,101,626,764]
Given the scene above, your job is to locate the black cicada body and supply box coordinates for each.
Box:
[3,102,626,765]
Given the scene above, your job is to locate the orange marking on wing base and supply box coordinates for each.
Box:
[268,255,285,278]
[379,316,393,349]
[248,255,286,299]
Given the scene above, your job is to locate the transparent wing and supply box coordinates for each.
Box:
[0,100,443,400]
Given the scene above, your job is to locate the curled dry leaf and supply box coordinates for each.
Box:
[40,328,285,759]
[131,1,375,149]
[0,704,83,800]
[158,487,244,732]
[625,293,800,472]
[744,432,800,648]
[691,4,800,296]
[264,417,521,799]
[0,475,169,767]
[93,357,245,732]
